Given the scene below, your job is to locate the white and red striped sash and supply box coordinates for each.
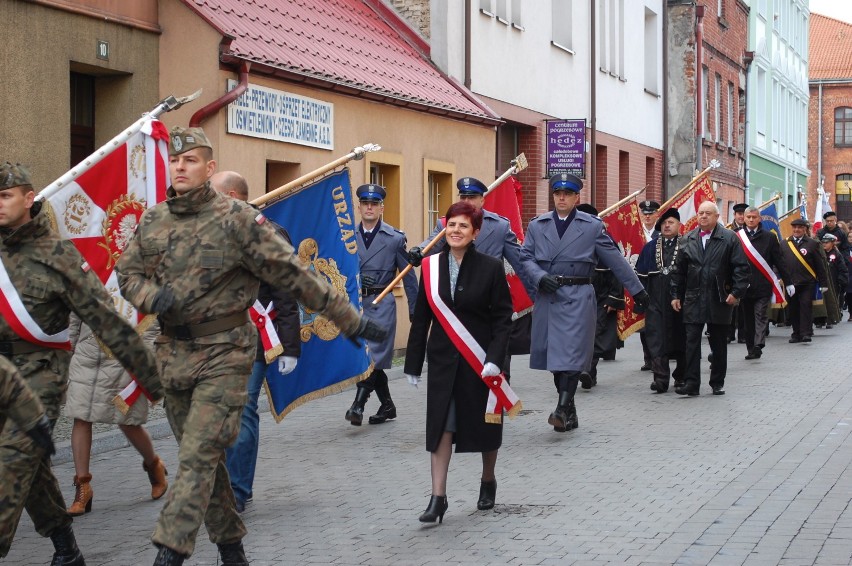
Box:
[0,256,71,349]
[422,255,521,423]
[250,300,283,363]
[736,230,785,305]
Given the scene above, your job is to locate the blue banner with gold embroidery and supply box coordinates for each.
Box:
[260,169,372,421]
[760,202,781,243]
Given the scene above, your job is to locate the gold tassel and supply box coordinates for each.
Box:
[505,400,523,420]
[112,394,130,415]
[263,344,284,364]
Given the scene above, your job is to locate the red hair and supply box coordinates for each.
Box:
[445,201,483,230]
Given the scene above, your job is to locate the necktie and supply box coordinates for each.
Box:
[700,230,711,238]
[665,239,673,248]
[748,230,755,237]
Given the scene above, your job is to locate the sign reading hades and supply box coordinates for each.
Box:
[546,119,586,177]
[227,80,334,150]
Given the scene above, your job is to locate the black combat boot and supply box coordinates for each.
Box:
[152,545,185,566]
[344,387,370,426]
[547,391,573,432]
[565,399,579,430]
[368,380,397,425]
[49,524,86,566]
[217,540,249,566]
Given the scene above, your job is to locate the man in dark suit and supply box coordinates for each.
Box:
[670,201,750,396]
[520,173,648,432]
[738,206,788,360]
[780,218,829,343]
[638,200,661,371]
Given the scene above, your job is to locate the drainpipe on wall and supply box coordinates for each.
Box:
[464,0,471,90]
[743,51,754,203]
[818,82,823,191]
[695,4,705,174]
[662,4,669,199]
[189,61,251,127]
[590,0,597,206]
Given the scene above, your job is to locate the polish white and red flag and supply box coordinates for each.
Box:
[483,175,533,319]
[812,189,832,232]
[45,119,169,326]
[668,173,716,233]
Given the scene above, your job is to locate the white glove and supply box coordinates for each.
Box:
[480,362,501,377]
[820,287,829,293]
[277,356,298,375]
[786,285,796,297]
[406,374,421,388]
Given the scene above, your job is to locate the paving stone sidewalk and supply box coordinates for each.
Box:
[7,325,852,566]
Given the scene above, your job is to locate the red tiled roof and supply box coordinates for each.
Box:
[809,13,852,80]
[182,0,500,124]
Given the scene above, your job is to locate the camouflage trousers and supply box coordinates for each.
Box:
[152,373,249,556]
[0,355,70,558]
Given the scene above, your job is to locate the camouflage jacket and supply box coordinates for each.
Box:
[0,355,44,432]
[116,182,361,337]
[0,206,162,400]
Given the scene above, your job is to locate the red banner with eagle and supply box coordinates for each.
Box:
[601,197,646,340]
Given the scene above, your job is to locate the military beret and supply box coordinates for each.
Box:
[456,177,488,196]
[0,162,33,190]
[790,218,808,227]
[549,172,583,193]
[654,207,681,231]
[576,203,598,216]
[823,211,837,219]
[732,203,748,213]
[821,233,838,243]
[169,127,213,156]
[356,184,386,202]
[639,200,661,214]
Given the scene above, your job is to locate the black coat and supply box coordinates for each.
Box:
[670,225,750,325]
[780,237,829,286]
[404,247,513,453]
[636,236,685,357]
[741,227,788,299]
[825,246,849,295]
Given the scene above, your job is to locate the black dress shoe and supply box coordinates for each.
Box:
[802,336,812,342]
[674,385,699,396]
[712,387,725,395]
[640,363,652,371]
[650,381,668,393]
[789,337,802,343]
[826,324,834,330]
[234,498,245,513]
[419,495,448,523]
[477,480,497,510]
[579,372,593,390]
[745,350,759,360]
[737,338,746,344]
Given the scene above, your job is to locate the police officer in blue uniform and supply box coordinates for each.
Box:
[521,173,648,432]
[345,184,418,426]
[408,176,533,381]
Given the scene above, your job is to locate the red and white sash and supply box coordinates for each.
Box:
[422,255,521,423]
[736,230,785,305]
[250,300,283,363]
[0,257,71,349]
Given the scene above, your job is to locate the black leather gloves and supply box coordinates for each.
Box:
[151,286,176,315]
[538,275,560,294]
[633,290,650,314]
[25,415,56,456]
[408,247,424,267]
[347,317,389,346]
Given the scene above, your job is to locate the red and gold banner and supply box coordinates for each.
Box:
[601,198,646,340]
[667,173,716,233]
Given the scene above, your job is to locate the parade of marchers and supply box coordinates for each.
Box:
[2,133,852,566]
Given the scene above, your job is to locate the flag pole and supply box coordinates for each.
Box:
[658,159,721,212]
[756,193,782,210]
[778,206,801,220]
[599,186,647,217]
[252,144,382,208]
[371,153,529,306]
[36,90,203,202]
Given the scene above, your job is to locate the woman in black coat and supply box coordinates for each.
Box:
[404,201,513,523]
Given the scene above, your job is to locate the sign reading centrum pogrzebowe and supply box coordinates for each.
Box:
[546,119,586,178]
[227,80,334,151]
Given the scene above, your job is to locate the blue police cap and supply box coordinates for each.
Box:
[356,184,386,202]
[456,177,488,196]
[549,172,583,193]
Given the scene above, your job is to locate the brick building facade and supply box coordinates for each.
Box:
[808,14,852,223]
[667,0,750,222]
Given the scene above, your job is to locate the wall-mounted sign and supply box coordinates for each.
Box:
[546,119,586,177]
[227,80,333,151]
[96,40,109,60]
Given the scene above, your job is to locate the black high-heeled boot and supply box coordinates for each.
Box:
[418,495,448,523]
[477,480,497,510]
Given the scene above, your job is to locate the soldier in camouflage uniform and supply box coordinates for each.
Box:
[115,127,386,566]
[0,356,54,456]
[0,162,163,565]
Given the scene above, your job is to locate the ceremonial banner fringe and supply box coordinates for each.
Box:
[259,168,374,422]
[483,176,533,320]
[601,197,646,340]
